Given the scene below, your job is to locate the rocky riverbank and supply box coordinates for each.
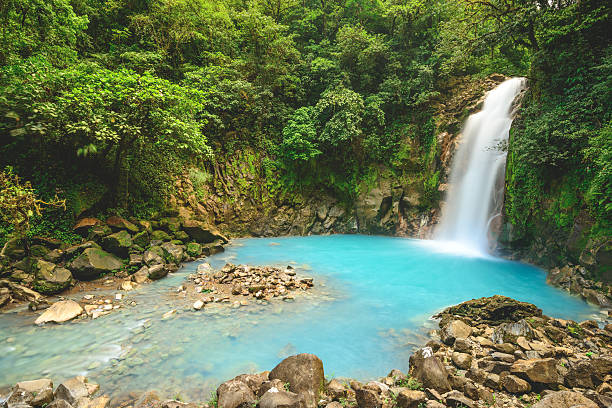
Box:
[0,214,228,315]
[3,296,611,408]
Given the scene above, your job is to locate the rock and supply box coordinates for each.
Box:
[500,374,531,394]
[106,216,139,233]
[73,218,102,236]
[438,295,542,325]
[193,300,204,310]
[510,358,559,385]
[54,377,91,406]
[132,266,149,284]
[491,319,535,344]
[269,354,324,408]
[258,389,303,408]
[395,390,426,408]
[354,387,380,408]
[46,400,74,408]
[408,347,451,393]
[582,289,612,308]
[33,260,73,294]
[70,248,122,280]
[133,391,161,408]
[326,379,348,401]
[1,238,26,260]
[129,254,143,266]
[565,360,595,388]
[5,282,42,302]
[182,220,229,244]
[7,379,54,407]
[443,390,475,408]
[85,397,109,408]
[186,243,202,257]
[144,247,164,266]
[102,231,132,258]
[161,243,184,264]
[440,320,472,345]
[424,402,445,408]
[451,352,472,370]
[35,300,83,324]
[532,391,597,408]
[216,379,256,408]
[132,231,150,248]
[147,264,168,280]
[151,230,172,242]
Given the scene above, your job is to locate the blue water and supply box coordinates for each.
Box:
[0,235,602,400]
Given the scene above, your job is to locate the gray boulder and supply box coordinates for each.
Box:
[147,264,168,280]
[161,243,184,265]
[34,260,73,294]
[269,354,325,408]
[101,231,132,258]
[70,248,122,280]
[408,347,451,393]
[35,300,83,325]
[440,320,472,345]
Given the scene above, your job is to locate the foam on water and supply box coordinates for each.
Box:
[0,235,601,400]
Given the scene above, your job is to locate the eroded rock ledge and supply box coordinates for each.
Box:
[3,296,611,408]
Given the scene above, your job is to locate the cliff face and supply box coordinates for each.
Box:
[171,75,508,239]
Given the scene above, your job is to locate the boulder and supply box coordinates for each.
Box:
[133,391,161,408]
[354,387,381,408]
[132,266,149,284]
[510,359,559,385]
[451,352,472,370]
[160,243,184,265]
[443,391,475,408]
[269,354,324,408]
[1,238,26,260]
[147,264,168,280]
[132,231,150,248]
[258,388,303,408]
[438,296,542,325]
[7,379,53,407]
[35,300,83,324]
[408,347,451,393]
[395,390,426,408]
[326,379,348,401]
[143,247,164,266]
[151,230,172,242]
[500,374,531,394]
[34,260,72,294]
[182,220,228,244]
[102,231,132,258]
[106,216,139,233]
[3,281,42,302]
[46,400,74,408]
[54,377,91,406]
[491,319,535,344]
[440,320,472,345]
[532,391,597,408]
[186,243,202,257]
[565,360,595,388]
[70,248,122,280]
[73,218,102,236]
[582,289,612,308]
[216,379,256,408]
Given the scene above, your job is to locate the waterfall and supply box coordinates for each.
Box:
[435,77,525,255]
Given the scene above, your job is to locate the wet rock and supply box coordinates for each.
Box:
[193,300,204,310]
[147,264,168,280]
[510,358,559,385]
[132,266,149,284]
[269,354,324,408]
[70,248,122,281]
[33,260,73,294]
[258,388,303,408]
[133,391,161,408]
[216,379,256,408]
[161,243,184,265]
[395,390,426,408]
[440,320,472,345]
[408,347,451,393]
[182,220,228,244]
[35,300,83,324]
[532,391,597,408]
[144,247,164,266]
[85,397,109,408]
[54,377,92,406]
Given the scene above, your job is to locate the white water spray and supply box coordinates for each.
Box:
[435,77,525,255]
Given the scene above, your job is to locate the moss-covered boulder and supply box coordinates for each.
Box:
[1,238,26,260]
[161,242,184,264]
[73,217,102,236]
[29,245,50,258]
[186,243,202,257]
[151,230,172,242]
[132,231,150,248]
[107,216,139,233]
[173,230,189,241]
[34,260,73,294]
[144,246,165,266]
[102,230,133,258]
[70,248,123,280]
[160,217,181,232]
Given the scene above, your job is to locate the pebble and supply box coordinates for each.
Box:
[193,300,204,310]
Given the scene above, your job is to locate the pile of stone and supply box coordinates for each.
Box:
[1,376,107,408]
[187,263,314,306]
[0,215,228,309]
[547,264,612,308]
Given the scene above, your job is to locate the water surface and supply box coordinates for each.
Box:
[0,235,601,400]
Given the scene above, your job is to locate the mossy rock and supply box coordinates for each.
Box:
[170,239,183,245]
[88,225,113,242]
[102,230,133,258]
[70,248,123,280]
[133,231,150,248]
[173,230,189,241]
[34,259,73,294]
[1,238,26,260]
[160,217,181,232]
[161,242,184,264]
[186,242,202,257]
[151,230,172,242]
[29,245,50,258]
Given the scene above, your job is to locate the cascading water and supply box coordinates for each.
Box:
[435,77,525,255]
